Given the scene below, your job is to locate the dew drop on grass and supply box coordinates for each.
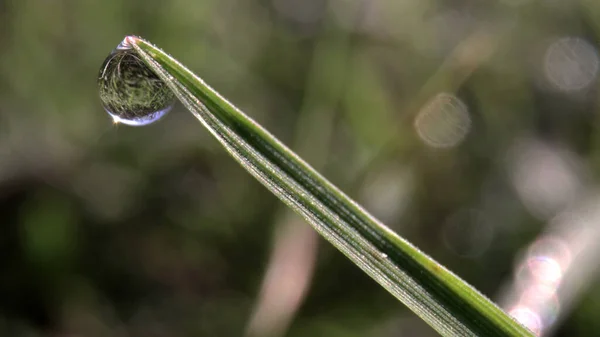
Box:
[98,37,175,126]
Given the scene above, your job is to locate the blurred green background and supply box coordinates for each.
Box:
[2,0,600,336]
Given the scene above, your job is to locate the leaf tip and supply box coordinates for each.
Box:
[119,35,141,50]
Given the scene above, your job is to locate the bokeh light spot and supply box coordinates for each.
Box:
[544,37,599,92]
[527,256,563,286]
[509,306,543,336]
[414,93,471,148]
[521,285,561,326]
[508,139,581,219]
[528,236,572,269]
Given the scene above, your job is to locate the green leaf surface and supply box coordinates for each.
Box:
[126,36,533,337]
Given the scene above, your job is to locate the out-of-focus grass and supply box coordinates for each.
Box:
[0,0,600,336]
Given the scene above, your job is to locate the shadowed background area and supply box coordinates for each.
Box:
[1,0,600,336]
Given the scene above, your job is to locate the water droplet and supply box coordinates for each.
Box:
[98,39,175,126]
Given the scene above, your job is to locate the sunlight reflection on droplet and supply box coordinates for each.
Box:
[414,93,471,148]
[520,285,561,326]
[527,256,563,286]
[544,37,599,92]
[508,237,570,333]
[509,306,543,336]
[520,284,556,303]
[528,236,572,269]
[501,195,600,335]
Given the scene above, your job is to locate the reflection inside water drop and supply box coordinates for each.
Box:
[98,40,175,126]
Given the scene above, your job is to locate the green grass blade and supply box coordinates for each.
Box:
[126,36,533,337]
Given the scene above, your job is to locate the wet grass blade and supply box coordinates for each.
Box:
[126,36,533,337]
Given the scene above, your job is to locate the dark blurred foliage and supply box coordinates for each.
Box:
[1,0,600,336]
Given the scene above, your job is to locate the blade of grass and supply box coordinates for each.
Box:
[125,36,533,337]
